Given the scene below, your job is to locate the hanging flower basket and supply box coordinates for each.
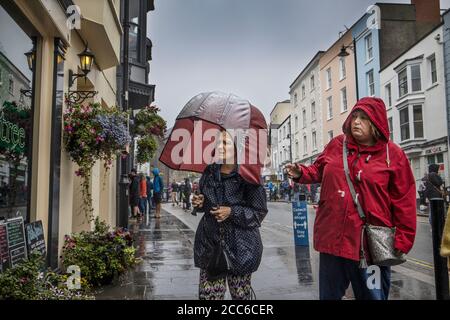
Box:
[63,102,131,218]
[132,105,167,165]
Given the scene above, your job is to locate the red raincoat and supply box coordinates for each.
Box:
[294,97,416,261]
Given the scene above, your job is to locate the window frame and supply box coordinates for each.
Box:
[312,130,317,151]
[385,83,392,107]
[413,104,424,139]
[398,68,408,98]
[8,78,14,95]
[428,54,437,85]
[302,108,307,129]
[326,68,332,90]
[411,64,422,92]
[327,96,333,120]
[340,87,348,113]
[388,117,394,141]
[303,135,308,155]
[339,57,346,80]
[367,69,375,97]
[365,33,373,62]
[399,107,410,141]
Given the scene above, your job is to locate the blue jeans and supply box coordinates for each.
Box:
[139,197,147,215]
[319,253,391,300]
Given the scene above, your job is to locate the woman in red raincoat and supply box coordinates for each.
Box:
[286,97,416,300]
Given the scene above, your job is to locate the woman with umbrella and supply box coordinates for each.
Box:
[159,92,268,300]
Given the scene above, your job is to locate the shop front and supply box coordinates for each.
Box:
[0,0,122,269]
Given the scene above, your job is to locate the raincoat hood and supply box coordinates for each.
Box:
[152,168,160,176]
[342,97,390,142]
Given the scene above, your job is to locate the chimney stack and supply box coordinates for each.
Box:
[411,0,441,24]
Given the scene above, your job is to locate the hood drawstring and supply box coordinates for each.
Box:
[386,143,390,168]
[356,170,362,182]
[365,155,371,163]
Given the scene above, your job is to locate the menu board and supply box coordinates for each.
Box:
[6,217,27,268]
[0,222,10,272]
[25,221,46,258]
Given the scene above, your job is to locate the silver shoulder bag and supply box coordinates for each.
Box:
[343,137,406,268]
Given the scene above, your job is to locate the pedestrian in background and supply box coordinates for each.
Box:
[192,130,268,300]
[138,173,147,216]
[183,177,192,211]
[423,164,444,225]
[286,97,417,300]
[152,168,164,219]
[171,180,179,206]
[128,168,141,218]
[146,175,153,213]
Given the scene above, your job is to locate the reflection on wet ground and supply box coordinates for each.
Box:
[96,207,437,300]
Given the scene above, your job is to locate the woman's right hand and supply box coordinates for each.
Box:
[285,163,302,179]
[192,194,204,208]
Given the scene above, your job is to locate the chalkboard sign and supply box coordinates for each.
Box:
[6,217,27,268]
[25,221,46,258]
[0,222,10,272]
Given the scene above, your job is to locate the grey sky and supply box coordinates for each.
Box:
[148,0,450,128]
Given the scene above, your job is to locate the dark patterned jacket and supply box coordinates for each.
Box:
[193,164,268,275]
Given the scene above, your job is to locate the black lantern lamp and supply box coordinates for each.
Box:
[24,48,36,71]
[78,45,94,74]
[338,44,355,58]
[69,44,95,88]
[67,43,98,105]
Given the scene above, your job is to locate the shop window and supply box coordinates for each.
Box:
[0,6,35,221]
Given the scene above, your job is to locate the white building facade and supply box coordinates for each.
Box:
[269,100,292,181]
[289,52,324,165]
[380,25,449,190]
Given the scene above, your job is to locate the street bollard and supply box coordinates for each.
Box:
[430,198,450,300]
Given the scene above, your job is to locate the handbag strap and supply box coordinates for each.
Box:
[343,137,369,268]
[342,136,366,221]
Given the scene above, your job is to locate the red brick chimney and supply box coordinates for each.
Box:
[411,0,440,24]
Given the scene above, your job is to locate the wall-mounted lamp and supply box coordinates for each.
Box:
[67,43,98,105]
[338,44,354,58]
[68,44,95,88]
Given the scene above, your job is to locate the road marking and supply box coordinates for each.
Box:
[407,257,433,269]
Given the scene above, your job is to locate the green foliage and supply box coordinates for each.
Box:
[132,105,166,165]
[0,253,94,300]
[61,218,137,287]
[136,136,158,164]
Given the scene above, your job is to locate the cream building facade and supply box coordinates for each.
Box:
[0,0,122,268]
[319,31,358,145]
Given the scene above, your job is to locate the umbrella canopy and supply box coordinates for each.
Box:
[159,92,268,185]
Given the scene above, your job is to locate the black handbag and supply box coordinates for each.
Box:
[206,227,232,281]
[205,166,233,281]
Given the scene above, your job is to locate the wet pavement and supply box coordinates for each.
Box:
[95,202,443,300]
